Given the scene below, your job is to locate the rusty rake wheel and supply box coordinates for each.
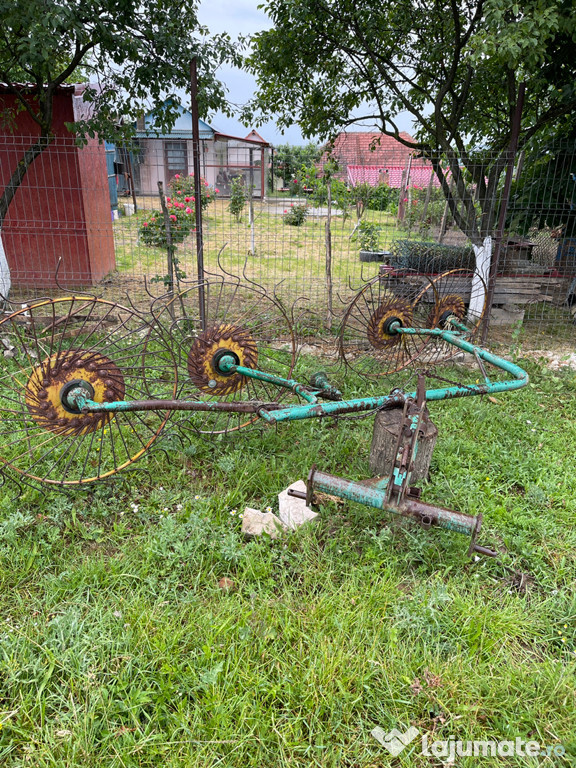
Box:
[339,271,436,378]
[151,279,297,435]
[0,297,177,487]
[415,268,488,367]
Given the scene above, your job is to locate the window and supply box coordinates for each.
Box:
[165,141,188,179]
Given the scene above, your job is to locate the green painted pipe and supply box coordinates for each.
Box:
[69,327,528,422]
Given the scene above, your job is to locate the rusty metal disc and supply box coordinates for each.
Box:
[187,323,258,396]
[339,272,436,378]
[427,294,467,329]
[25,350,125,436]
[151,278,297,436]
[367,297,413,350]
[0,296,177,487]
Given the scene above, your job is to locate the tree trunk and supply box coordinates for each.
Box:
[0,231,10,302]
[469,236,492,319]
[0,136,52,226]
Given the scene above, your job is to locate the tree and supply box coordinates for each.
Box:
[0,0,238,295]
[273,142,321,187]
[246,0,576,309]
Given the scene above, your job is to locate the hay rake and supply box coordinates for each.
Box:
[0,270,528,557]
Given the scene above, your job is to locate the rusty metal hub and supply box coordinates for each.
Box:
[187,323,258,396]
[25,350,125,435]
[367,298,413,349]
[428,294,467,328]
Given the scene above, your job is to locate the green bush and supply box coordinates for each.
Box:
[353,220,381,251]
[367,183,397,212]
[167,173,217,212]
[139,173,217,249]
[228,177,246,223]
[283,203,308,226]
[139,208,195,248]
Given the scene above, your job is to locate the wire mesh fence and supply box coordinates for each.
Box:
[1,131,574,351]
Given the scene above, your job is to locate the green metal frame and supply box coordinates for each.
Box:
[67,326,528,419]
[61,323,529,557]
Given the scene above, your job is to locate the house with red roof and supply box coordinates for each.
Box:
[322,131,439,189]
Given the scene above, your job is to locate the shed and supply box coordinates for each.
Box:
[0,83,115,290]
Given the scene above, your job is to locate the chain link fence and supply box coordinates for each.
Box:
[1,132,574,351]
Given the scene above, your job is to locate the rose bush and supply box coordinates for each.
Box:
[168,173,218,212]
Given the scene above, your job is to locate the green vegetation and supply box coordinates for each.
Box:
[247,0,576,247]
[0,0,235,229]
[283,203,308,226]
[112,197,402,301]
[273,143,321,188]
[0,356,575,765]
[228,177,247,223]
[354,220,382,252]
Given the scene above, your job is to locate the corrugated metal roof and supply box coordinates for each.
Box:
[135,99,214,139]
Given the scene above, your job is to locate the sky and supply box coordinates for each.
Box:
[195,0,414,146]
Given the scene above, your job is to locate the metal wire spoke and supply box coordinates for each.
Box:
[0,297,178,486]
[414,269,488,368]
[153,279,298,436]
[339,273,435,377]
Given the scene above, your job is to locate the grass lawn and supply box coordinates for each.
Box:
[0,352,575,766]
[112,198,411,305]
[108,198,576,353]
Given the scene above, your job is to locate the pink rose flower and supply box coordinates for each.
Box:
[215,188,219,193]
[170,215,177,221]
[143,221,148,227]
[174,174,180,179]
[185,197,191,202]
[166,197,171,203]
[185,206,192,213]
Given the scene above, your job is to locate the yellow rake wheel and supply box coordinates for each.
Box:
[0,297,177,487]
[339,272,436,378]
[150,279,297,435]
[415,268,488,367]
